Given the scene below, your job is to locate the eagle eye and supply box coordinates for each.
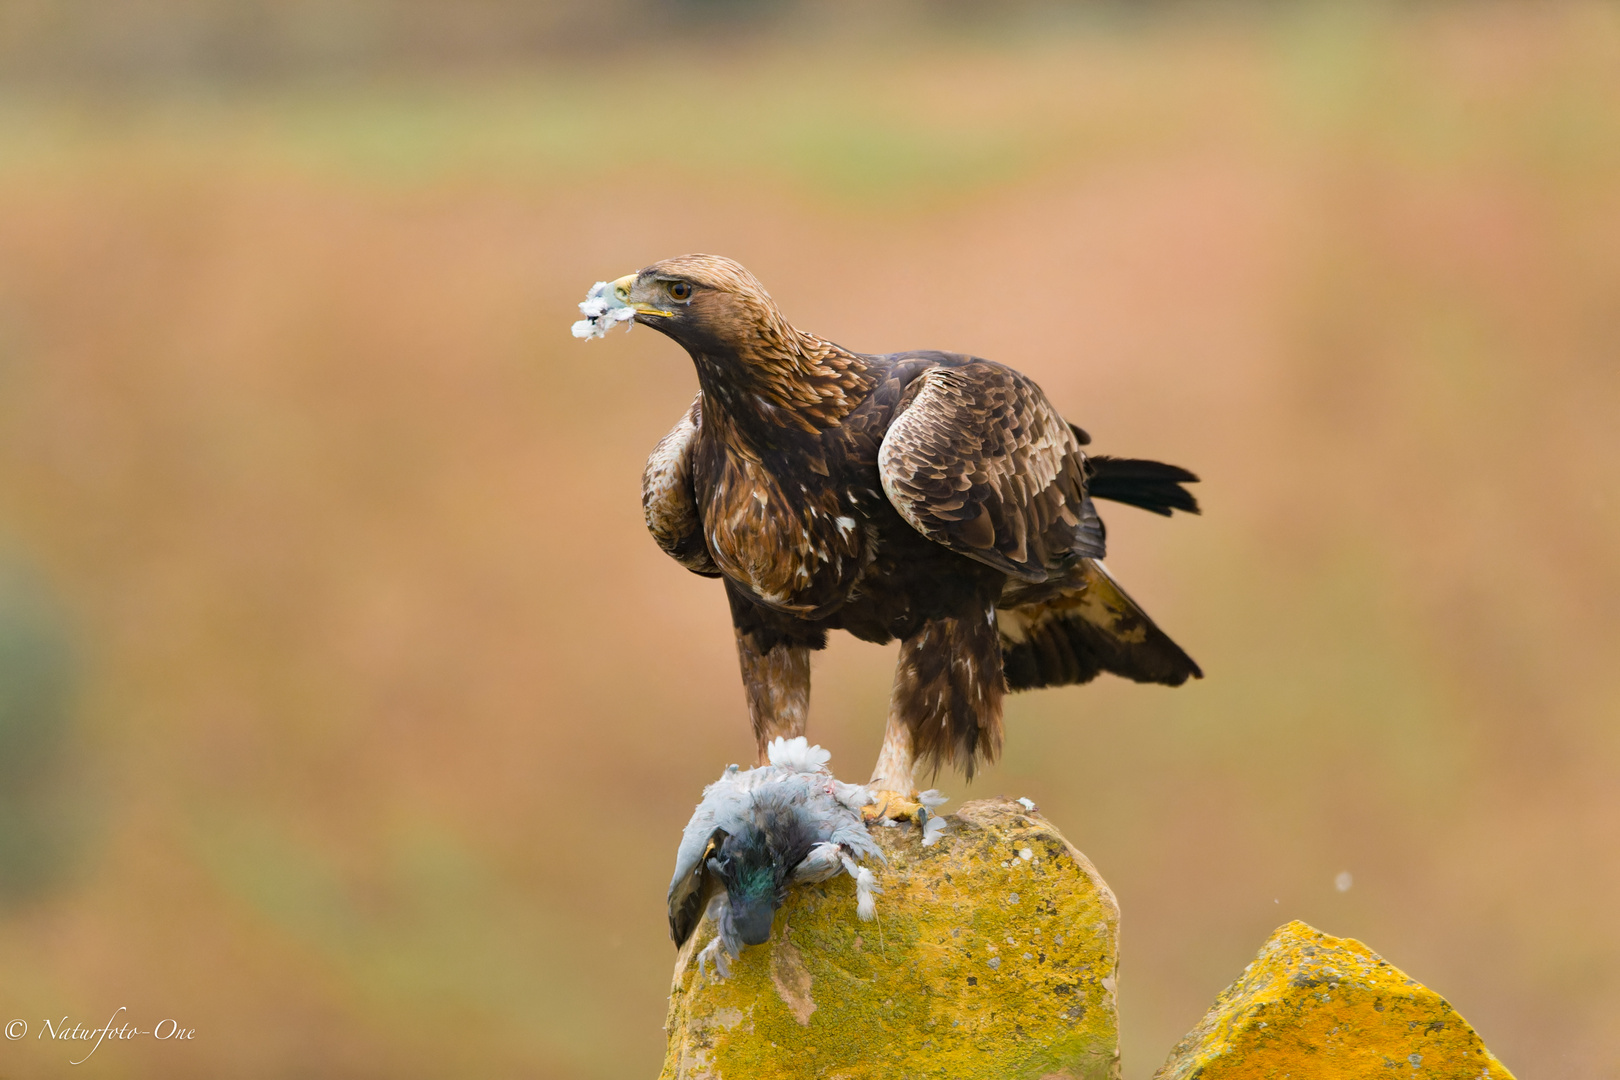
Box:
[668,281,692,302]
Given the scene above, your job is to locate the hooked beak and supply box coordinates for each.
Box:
[611,273,675,318]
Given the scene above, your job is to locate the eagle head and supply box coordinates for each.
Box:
[706,796,818,946]
[606,254,790,357]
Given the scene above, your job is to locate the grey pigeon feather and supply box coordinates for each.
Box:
[667,737,885,978]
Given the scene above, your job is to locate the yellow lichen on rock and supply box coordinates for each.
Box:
[1155,921,1516,1080]
[660,798,1121,1080]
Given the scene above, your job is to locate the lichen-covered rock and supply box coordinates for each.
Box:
[1155,921,1516,1079]
[660,798,1120,1080]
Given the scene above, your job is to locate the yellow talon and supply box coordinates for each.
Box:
[863,790,924,824]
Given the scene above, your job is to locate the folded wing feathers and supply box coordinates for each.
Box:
[879,363,1103,580]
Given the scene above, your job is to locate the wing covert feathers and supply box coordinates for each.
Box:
[643,396,720,577]
[878,363,1104,582]
[997,559,1202,691]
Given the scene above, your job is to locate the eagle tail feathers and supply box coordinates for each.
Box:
[998,560,1201,691]
[1087,456,1201,517]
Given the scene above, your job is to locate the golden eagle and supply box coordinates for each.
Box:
[581,254,1201,816]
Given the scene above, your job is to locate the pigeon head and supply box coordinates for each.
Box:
[707,795,819,946]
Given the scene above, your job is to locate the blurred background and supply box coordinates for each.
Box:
[1,1,1617,1077]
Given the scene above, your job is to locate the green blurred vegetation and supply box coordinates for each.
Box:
[0,557,82,904]
[0,0,1244,85]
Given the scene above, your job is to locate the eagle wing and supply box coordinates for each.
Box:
[877,362,1104,582]
[643,395,720,577]
[998,557,1203,690]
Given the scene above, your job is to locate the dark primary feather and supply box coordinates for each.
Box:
[999,560,1203,692]
[1087,456,1201,517]
[668,826,727,947]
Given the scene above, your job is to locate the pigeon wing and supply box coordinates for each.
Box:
[668,825,728,948]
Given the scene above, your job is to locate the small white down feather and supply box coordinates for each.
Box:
[571,281,636,339]
[766,735,832,774]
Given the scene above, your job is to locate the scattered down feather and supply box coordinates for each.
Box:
[571,281,636,339]
[919,789,951,847]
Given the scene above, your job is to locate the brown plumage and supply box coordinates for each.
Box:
[611,254,1202,793]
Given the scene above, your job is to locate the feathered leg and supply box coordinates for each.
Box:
[868,604,1005,819]
[734,625,810,765]
[728,581,822,765]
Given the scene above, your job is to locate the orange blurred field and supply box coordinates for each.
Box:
[1,6,1618,1078]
